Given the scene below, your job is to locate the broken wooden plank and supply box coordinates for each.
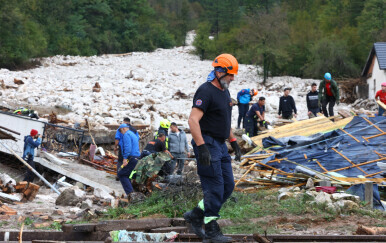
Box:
[0,204,17,215]
[377,100,386,111]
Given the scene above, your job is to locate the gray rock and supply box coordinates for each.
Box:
[55,187,86,206]
[305,178,314,189]
[75,182,85,190]
[278,192,294,201]
[80,199,93,209]
[129,192,146,203]
[315,192,332,204]
[327,202,340,214]
[335,200,359,211]
[331,193,360,203]
[93,188,114,201]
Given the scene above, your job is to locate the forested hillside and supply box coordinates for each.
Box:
[0,0,384,80]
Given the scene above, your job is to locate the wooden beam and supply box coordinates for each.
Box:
[362,117,384,133]
[325,157,386,173]
[377,100,386,111]
[364,132,386,140]
[340,128,360,143]
[331,148,368,175]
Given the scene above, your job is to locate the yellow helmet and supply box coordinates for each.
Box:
[160,119,171,129]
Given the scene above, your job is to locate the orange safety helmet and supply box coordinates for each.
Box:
[252,89,258,96]
[212,54,239,75]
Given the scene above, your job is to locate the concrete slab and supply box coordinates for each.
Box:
[35,157,124,196]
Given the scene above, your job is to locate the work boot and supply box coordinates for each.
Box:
[203,220,233,243]
[183,207,206,239]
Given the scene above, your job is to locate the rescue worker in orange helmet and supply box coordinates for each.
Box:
[184,54,241,242]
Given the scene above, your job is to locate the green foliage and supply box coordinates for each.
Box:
[304,38,358,78]
[192,0,385,79]
[0,0,198,68]
[193,22,215,60]
[50,221,62,231]
[1,0,384,77]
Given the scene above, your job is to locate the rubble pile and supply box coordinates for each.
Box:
[277,186,362,214]
[351,98,378,112]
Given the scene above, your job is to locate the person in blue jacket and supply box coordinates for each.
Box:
[22,129,42,182]
[117,124,141,198]
[236,88,257,128]
[114,118,139,180]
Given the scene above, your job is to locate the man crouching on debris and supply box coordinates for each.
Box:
[184,54,242,243]
[244,97,266,137]
[22,129,42,182]
[117,124,140,198]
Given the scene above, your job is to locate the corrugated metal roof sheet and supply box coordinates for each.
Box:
[374,42,386,70]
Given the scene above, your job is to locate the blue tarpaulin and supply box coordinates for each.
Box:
[346,184,385,210]
[258,116,386,178]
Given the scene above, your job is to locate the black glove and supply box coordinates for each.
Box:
[197,144,211,166]
[230,141,241,161]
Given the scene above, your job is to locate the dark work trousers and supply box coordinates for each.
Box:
[378,106,385,116]
[322,95,336,117]
[158,160,173,177]
[171,152,185,175]
[23,155,35,182]
[244,116,258,137]
[282,112,293,120]
[117,145,123,173]
[237,103,249,128]
[192,134,235,218]
[118,156,139,195]
[309,108,320,117]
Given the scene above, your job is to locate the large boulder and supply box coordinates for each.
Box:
[331,193,360,203]
[335,200,360,211]
[55,186,86,206]
[315,191,332,204]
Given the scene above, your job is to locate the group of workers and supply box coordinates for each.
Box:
[20,51,386,243]
[238,72,342,137]
[113,117,190,199]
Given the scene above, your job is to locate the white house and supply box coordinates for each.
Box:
[361,42,386,99]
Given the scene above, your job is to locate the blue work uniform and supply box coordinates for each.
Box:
[192,81,234,219]
[244,103,265,137]
[237,89,252,128]
[117,130,140,195]
[22,135,42,182]
[115,124,139,172]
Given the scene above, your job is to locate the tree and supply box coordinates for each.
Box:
[193,22,215,60]
[238,6,290,83]
[357,0,385,59]
[304,38,358,79]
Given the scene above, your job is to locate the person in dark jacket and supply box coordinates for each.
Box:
[307,83,321,118]
[278,88,297,119]
[155,118,171,149]
[318,72,339,117]
[142,132,173,176]
[22,129,42,182]
[244,97,266,137]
